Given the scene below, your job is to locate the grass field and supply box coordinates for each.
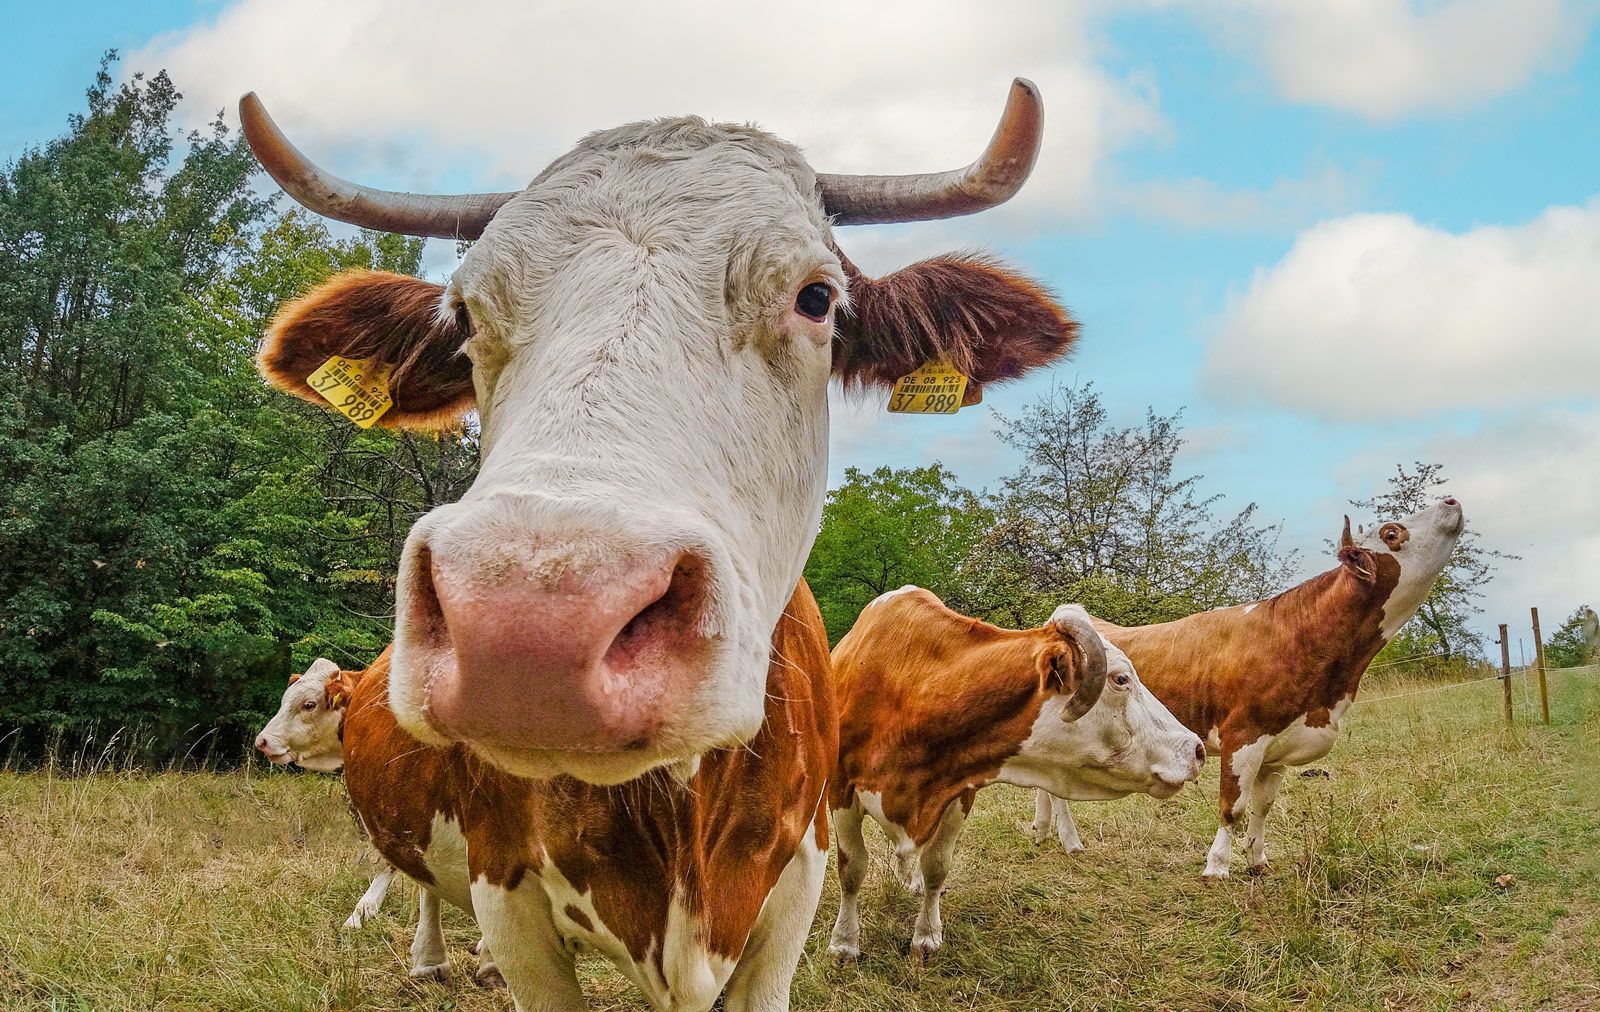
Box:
[4,668,1598,1011]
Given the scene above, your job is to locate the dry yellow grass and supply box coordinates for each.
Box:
[3,669,1597,1011]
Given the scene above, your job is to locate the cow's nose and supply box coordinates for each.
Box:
[254,734,269,753]
[1193,740,1207,767]
[408,544,717,754]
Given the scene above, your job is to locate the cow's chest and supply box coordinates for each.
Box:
[1258,695,1353,768]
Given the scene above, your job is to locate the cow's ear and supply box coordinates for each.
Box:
[323,670,356,710]
[832,252,1078,395]
[1034,639,1074,696]
[260,270,475,429]
[1338,545,1378,584]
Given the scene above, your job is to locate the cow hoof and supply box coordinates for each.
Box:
[1060,841,1085,855]
[1201,868,1230,882]
[466,938,482,956]
[1247,862,1269,876]
[911,937,942,963]
[341,912,364,930]
[827,943,861,965]
[475,964,507,989]
[408,963,452,984]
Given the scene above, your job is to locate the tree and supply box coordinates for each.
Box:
[1544,605,1597,668]
[1350,462,1515,660]
[804,465,992,644]
[0,59,479,761]
[966,383,1296,627]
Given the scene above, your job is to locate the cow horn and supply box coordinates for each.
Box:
[1340,515,1355,550]
[238,93,519,240]
[818,78,1044,225]
[1049,607,1108,722]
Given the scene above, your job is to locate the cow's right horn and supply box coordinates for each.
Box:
[238,93,519,240]
[1049,606,1108,722]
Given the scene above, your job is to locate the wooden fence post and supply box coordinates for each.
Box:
[1498,624,1514,724]
[1531,607,1551,724]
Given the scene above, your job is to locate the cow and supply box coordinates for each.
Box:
[826,589,1205,960]
[240,78,1079,1011]
[1581,605,1599,663]
[254,657,397,931]
[253,654,494,979]
[1032,498,1465,879]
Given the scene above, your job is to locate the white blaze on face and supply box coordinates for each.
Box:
[1356,498,1466,640]
[1004,620,1205,801]
[389,120,841,784]
[255,658,345,772]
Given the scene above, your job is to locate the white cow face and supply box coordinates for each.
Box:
[1353,497,1465,641]
[257,119,1078,786]
[1014,606,1205,801]
[254,659,352,772]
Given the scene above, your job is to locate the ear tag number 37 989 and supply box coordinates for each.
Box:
[887,361,969,415]
[306,355,394,428]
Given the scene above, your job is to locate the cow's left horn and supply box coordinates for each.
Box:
[1049,606,1107,722]
[818,78,1044,225]
[238,93,519,240]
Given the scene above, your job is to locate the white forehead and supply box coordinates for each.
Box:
[280,659,337,705]
[449,117,836,330]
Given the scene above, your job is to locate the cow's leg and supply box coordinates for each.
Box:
[724,814,828,1012]
[827,800,869,963]
[474,939,506,989]
[343,864,395,929]
[1204,734,1268,880]
[1244,765,1286,874]
[1029,789,1053,844]
[910,799,968,962]
[1049,794,1083,853]
[470,879,584,1012]
[408,888,451,982]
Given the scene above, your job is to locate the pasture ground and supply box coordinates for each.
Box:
[3,669,1598,1011]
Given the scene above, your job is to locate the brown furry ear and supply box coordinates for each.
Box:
[832,251,1078,390]
[259,270,474,429]
[323,670,357,710]
[1338,545,1378,584]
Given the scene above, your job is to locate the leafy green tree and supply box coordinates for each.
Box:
[1351,462,1514,660]
[805,464,993,644]
[1544,605,1597,668]
[966,383,1296,627]
[0,59,477,761]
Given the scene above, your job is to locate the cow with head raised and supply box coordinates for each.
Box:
[1033,498,1465,879]
[243,80,1077,1010]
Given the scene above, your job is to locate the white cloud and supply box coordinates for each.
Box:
[1206,199,1600,420]
[130,0,1162,227]
[1186,0,1595,121]
[1116,160,1375,231]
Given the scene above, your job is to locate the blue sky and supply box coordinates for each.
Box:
[5,1,1597,645]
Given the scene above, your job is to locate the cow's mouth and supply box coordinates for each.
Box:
[260,748,291,765]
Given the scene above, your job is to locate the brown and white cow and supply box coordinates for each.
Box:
[1034,498,1465,879]
[254,653,497,980]
[242,79,1078,1010]
[827,589,1204,960]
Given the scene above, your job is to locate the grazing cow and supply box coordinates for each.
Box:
[254,655,488,974]
[242,78,1078,1011]
[1034,498,1465,879]
[827,589,1205,960]
[1581,606,1599,663]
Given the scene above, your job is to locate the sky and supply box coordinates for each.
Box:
[3,0,1596,648]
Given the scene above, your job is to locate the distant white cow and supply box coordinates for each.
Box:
[1581,606,1599,663]
[254,659,396,930]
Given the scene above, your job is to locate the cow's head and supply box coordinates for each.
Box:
[254,658,356,772]
[1343,497,1464,640]
[245,82,1079,784]
[1027,606,1205,801]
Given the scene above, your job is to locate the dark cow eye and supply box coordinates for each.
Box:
[301,699,317,712]
[795,283,833,321]
[1113,672,1132,687]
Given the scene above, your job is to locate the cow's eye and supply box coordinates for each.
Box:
[795,282,833,321]
[301,699,317,712]
[1112,672,1132,687]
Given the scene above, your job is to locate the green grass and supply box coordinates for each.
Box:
[3,670,1598,1011]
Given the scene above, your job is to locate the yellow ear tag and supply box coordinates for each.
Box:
[306,355,394,428]
[331,692,346,707]
[887,361,969,415]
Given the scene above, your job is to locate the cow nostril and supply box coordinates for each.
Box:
[607,553,713,668]
[1443,497,1457,506]
[1194,742,1206,765]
